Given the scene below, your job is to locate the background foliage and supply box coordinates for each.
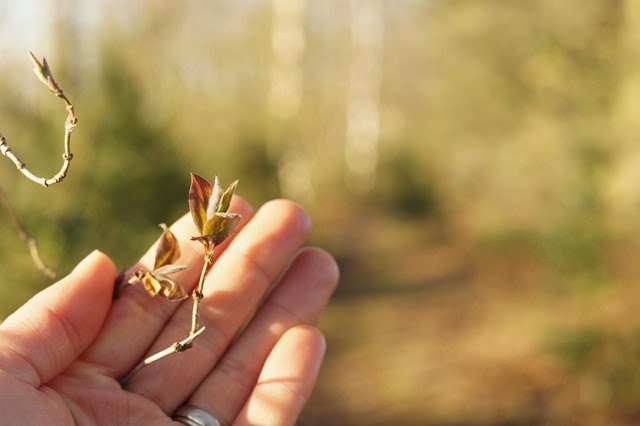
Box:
[2,1,640,424]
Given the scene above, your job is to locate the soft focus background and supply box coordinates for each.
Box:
[2,1,640,424]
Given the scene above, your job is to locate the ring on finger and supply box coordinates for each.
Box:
[173,404,222,426]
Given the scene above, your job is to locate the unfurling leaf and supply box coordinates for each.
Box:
[218,180,238,213]
[189,173,212,233]
[154,224,181,269]
[28,52,60,93]
[141,271,188,301]
[29,51,49,87]
[189,174,241,249]
[202,212,241,246]
[206,176,223,220]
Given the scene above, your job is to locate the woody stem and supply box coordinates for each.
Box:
[190,246,215,334]
[0,185,55,278]
[118,327,206,387]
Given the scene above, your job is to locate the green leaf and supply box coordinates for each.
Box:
[218,180,238,213]
[154,224,181,269]
[202,212,241,246]
[189,173,212,233]
[28,52,60,93]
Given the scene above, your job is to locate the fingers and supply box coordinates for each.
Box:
[187,248,339,424]
[80,196,254,376]
[236,326,326,426]
[0,251,116,387]
[125,199,311,412]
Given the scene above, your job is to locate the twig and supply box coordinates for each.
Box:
[118,326,206,387]
[118,175,239,386]
[0,185,56,278]
[118,247,215,386]
[0,52,77,187]
[191,248,215,334]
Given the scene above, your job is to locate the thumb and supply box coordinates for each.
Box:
[0,250,116,387]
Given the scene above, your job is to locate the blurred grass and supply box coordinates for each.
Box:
[2,0,640,424]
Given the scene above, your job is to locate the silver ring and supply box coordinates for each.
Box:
[173,404,222,426]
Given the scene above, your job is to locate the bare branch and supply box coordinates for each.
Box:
[0,186,55,278]
[118,176,237,385]
[191,248,214,334]
[118,326,206,387]
[0,52,77,187]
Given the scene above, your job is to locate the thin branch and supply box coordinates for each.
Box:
[118,247,216,386]
[191,248,215,334]
[0,53,77,187]
[0,185,56,278]
[118,176,238,386]
[118,326,206,387]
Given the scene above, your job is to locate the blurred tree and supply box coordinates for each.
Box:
[345,0,384,194]
[76,44,189,267]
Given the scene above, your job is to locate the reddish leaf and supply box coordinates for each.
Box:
[189,173,212,233]
[154,224,181,269]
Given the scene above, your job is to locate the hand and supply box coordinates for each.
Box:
[0,197,339,425]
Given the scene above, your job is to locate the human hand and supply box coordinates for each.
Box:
[0,197,339,425]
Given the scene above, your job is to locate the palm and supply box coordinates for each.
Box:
[0,199,338,425]
[5,369,170,425]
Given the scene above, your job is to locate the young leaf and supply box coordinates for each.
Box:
[28,51,50,87]
[42,58,60,92]
[218,180,238,213]
[42,57,53,78]
[189,173,212,233]
[206,176,223,220]
[28,52,60,93]
[154,224,181,269]
[202,212,241,246]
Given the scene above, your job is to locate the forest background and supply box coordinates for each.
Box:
[1,1,640,424]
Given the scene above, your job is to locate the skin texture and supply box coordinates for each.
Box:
[0,196,339,425]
